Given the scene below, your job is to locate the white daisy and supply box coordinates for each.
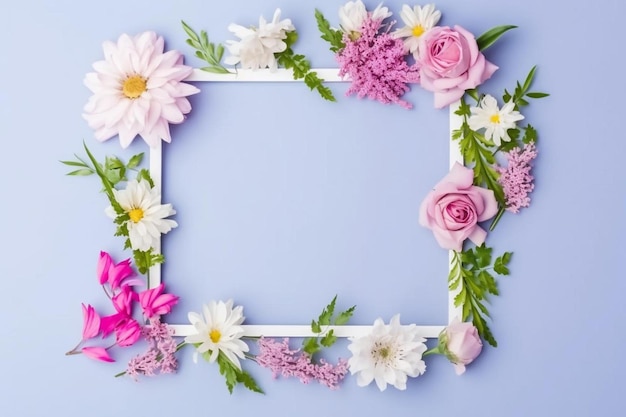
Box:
[338,0,391,40]
[392,4,441,58]
[468,94,525,146]
[105,179,177,252]
[224,8,295,71]
[83,31,200,149]
[347,314,427,391]
[184,300,249,370]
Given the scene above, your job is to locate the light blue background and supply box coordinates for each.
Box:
[1,0,624,416]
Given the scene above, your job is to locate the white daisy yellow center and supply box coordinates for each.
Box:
[122,75,147,99]
[209,329,222,343]
[490,114,501,124]
[128,207,144,223]
[412,25,425,37]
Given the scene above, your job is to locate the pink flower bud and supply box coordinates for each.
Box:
[440,318,483,375]
[81,303,101,340]
[96,251,113,285]
[82,346,115,363]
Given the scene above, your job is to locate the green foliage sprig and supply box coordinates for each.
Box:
[276,31,336,102]
[449,244,512,347]
[314,9,344,53]
[302,295,356,357]
[213,351,263,394]
[182,21,231,74]
[61,143,163,275]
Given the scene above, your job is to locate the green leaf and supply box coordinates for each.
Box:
[311,319,321,334]
[314,9,344,53]
[479,270,499,296]
[522,124,538,144]
[526,92,549,99]
[127,152,144,169]
[465,88,480,103]
[66,168,94,176]
[136,169,154,187]
[320,329,337,347]
[318,295,337,326]
[474,244,493,268]
[238,371,264,394]
[476,25,517,51]
[217,353,239,394]
[522,66,537,92]
[302,337,320,356]
[60,159,89,168]
[333,305,356,325]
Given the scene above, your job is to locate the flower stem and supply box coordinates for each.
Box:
[423,346,442,357]
[489,206,506,231]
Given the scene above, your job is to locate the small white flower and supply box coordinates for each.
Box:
[347,314,427,391]
[339,0,391,39]
[225,8,295,71]
[392,4,441,58]
[105,179,177,252]
[468,94,525,146]
[184,300,249,370]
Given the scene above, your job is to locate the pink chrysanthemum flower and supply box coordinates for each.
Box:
[337,16,420,109]
[497,142,538,213]
[83,31,200,149]
[256,338,349,390]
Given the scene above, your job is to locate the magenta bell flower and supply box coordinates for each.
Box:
[138,283,179,319]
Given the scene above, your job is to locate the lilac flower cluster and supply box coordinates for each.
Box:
[337,17,420,109]
[497,142,538,213]
[126,317,178,380]
[256,338,349,390]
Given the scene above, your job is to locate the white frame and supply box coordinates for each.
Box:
[148,68,463,338]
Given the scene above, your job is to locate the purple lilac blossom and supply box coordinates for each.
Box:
[256,338,349,390]
[497,142,538,213]
[126,317,178,380]
[337,16,420,109]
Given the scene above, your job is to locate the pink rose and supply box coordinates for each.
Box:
[440,318,483,375]
[418,25,498,108]
[419,162,498,251]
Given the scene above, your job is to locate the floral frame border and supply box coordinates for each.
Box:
[148,67,464,339]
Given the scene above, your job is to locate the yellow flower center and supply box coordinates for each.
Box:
[128,208,144,223]
[122,75,147,99]
[490,114,501,124]
[379,346,390,359]
[348,31,361,41]
[209,329,222,343]
[412,25,425,37]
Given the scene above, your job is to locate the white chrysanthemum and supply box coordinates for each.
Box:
[224,8,295,71]
[105,179,177,252]
[184,300,249,370]
[468,94,525,146]
[347,314,427,391]
[83,31,200,149]
[392,4,441,58]
[339,0,391,39]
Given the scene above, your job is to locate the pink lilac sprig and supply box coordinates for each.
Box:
[337,16,420,109]
[496,141,538,213]
[124,317,179,380]
[256,337,349,390]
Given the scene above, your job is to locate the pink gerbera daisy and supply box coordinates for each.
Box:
[83,31,200,148]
